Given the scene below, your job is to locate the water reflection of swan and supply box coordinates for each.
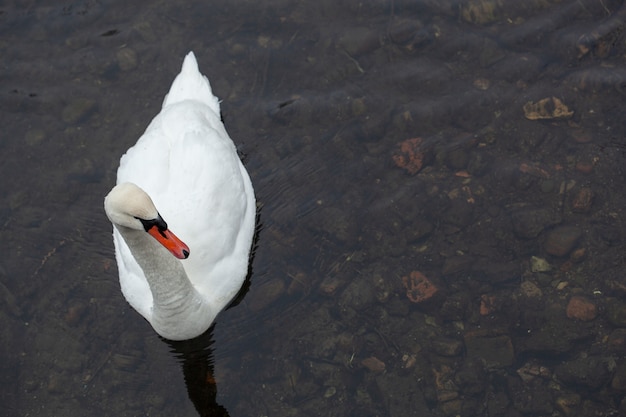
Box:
[165,327,229,416]
[104,52,256,341]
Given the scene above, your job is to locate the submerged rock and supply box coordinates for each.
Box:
[555,356,613,390]
[606,300,626,327]
[530,256,551,272]
[571,187,594,213]
[430,337,464,357]
[247,279,285,312]
[545,226,582,256]
[361,356,385,373]
[464,334,514,368]
[337,26,380,56]
[566,295,597,321]
[116,47,138,71]
[401,271,440,305]
[61,98,96,124]
[510,207,561,239]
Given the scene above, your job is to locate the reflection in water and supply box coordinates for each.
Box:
[165,327,229,417]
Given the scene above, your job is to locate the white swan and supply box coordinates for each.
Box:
[104,52,255,340]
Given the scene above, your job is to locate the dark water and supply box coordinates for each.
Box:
[2,0,626,416]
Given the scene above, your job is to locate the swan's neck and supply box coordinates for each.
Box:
[116,226,212,339]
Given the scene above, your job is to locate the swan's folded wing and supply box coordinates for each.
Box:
[164,126,249,295]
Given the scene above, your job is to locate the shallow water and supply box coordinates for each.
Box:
[2,0,626,416]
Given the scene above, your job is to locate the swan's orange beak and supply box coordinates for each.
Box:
[147,226,190,259]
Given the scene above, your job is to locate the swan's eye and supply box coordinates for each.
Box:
[136,214,168,237]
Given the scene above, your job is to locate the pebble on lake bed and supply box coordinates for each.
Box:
[361,356,386,373]
[544,226,582,257]
[247,279,285,312]
[566,295,597,321]
[530,256,551,272]
[402,271,439,304]
[116,47,138,71]
[571,187,594,212]
[523,96,573,120]
[393,137,425,174]
[61,98,96,124]
[24,128,46,146]
[64,302,87,326]
[480,294,497,316]
[520,280,543,298]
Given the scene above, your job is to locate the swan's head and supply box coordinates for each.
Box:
[104,182,190,259]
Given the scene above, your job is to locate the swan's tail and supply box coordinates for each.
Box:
[162,51,220,115]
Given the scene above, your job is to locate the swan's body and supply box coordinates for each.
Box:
[104,52,255,340]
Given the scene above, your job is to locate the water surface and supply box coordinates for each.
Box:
[2,0,626,416]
